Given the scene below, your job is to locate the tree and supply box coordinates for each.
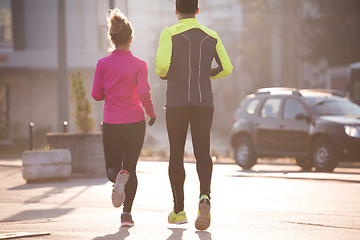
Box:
[239,0,272,89]
[302,0,360,66]
[69,70,94,133]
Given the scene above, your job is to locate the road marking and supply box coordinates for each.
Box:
[0,232,50,239]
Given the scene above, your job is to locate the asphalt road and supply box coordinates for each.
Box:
[0,158,359,240]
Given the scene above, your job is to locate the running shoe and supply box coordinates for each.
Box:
[168,210,188,224]
[195,195,211,230]
[121,212,134,227]
[112,170,129,208]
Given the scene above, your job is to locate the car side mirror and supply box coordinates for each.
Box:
[295,113,311,123]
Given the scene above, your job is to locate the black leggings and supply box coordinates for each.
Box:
[102,121,145,213]
[166,106,214,213]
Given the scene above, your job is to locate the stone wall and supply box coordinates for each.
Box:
[22,149,71,183]
[47,132,105,176]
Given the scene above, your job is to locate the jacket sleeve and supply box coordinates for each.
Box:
[210,35,233,79]
[156,27,172,79]
[92,60,105,101]
[137,62,156,119]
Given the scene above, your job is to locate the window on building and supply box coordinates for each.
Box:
[0,0,12,48]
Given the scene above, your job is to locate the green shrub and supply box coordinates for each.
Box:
[70,70,94,133]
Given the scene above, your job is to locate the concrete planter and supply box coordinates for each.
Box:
[22,149,71,183]
[46,132,105,176]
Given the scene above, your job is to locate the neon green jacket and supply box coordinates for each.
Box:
[156,18,233,108]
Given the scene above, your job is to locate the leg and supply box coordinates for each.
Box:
[122,120,146,213]
[190,107,214,197]
[166,106,190,213]
[103,123,125,183]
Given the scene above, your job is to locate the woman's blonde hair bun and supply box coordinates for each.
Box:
[107,8,133,49]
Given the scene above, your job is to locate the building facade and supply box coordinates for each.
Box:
[0,0,113,143]
[0,0,244,146]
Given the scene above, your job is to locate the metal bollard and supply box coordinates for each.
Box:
[63,120,68,133]
[29,122,34,150]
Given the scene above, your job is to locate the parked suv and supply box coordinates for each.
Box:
[230,88,360,172]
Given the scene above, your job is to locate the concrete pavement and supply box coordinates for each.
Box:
[1,158,360,239]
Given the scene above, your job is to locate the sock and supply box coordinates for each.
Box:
[174,208,183,214]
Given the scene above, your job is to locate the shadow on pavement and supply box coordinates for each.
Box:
[1,208,74,223]
[6,178,108,207]
[234,169,360,184]
[166,228,186,240]
[7,177,108,191]
[238,169,360,175]
[165,228,212,240]
[196,230,212,240]
[92,227,130,240]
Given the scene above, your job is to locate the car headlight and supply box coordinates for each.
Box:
[344,125,360,138]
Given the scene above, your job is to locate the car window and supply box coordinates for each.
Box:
[261,98,281,118]
[245,98,260,114]
[283,99,306,120]
[315,100,360,117]
[304,96,360,117]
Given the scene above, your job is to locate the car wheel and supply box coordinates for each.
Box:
[295,157,312,171]
[311,137,337,172]
[234,136,257,169]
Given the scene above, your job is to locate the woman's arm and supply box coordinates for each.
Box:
[137,62,156,120]
[92,60,105,101]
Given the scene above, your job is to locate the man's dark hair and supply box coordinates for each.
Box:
[176,0,198,14]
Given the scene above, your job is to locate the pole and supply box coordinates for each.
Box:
[109,0,115,9]
[29,122,34,150]
[63,121,68,133]
[57,0,68,132]
[125,0,128,16]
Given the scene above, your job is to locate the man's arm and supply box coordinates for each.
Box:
[210,36,233,79]
[156,28,172,80]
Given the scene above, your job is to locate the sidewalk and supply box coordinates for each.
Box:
[1,159,219,240]
[1,158,360,240]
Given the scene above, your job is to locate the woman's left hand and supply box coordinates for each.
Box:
[148,117,156,126]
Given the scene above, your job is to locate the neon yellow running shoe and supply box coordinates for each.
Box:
[168,210,188,224]
[195,195,211,230]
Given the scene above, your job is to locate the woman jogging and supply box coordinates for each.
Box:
[92,8,156,228]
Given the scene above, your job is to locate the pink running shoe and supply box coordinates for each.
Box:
[112,170,129,208]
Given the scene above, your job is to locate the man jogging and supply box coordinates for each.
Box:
[156,0,233,231]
